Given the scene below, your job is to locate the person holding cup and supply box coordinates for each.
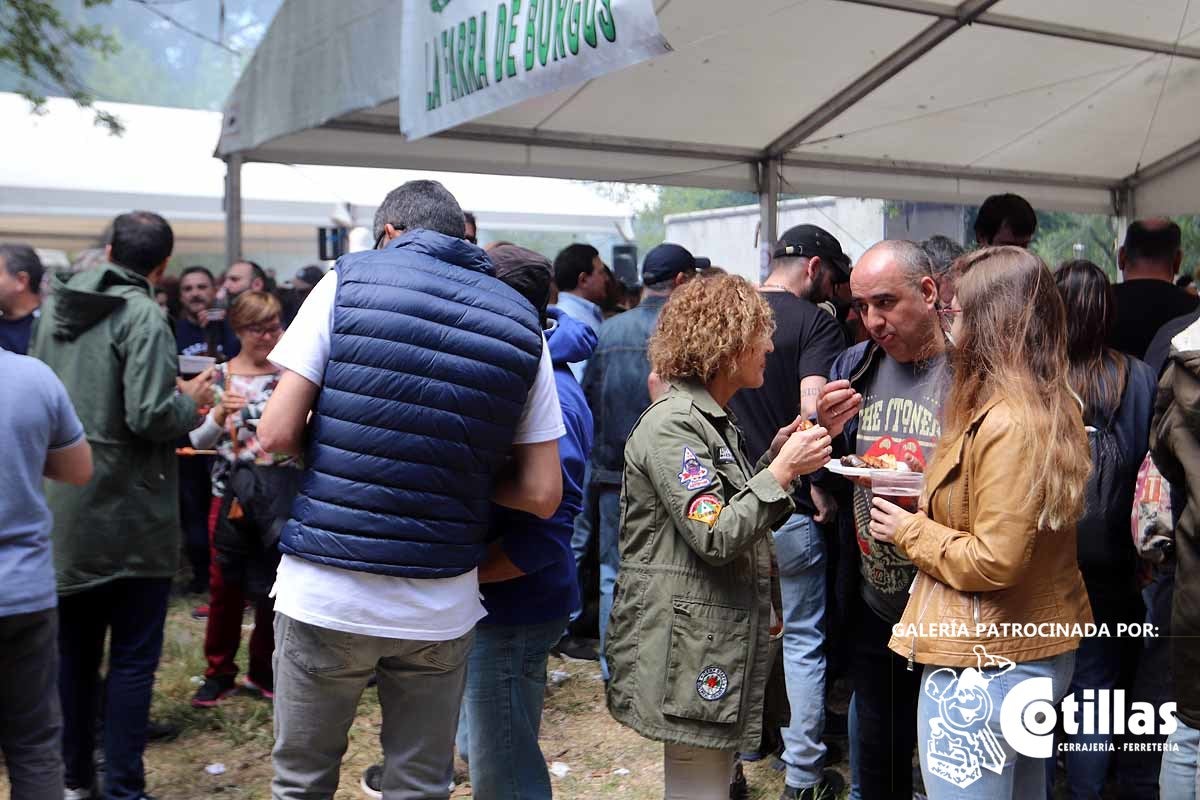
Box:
[605,274,833,800]
[186,291,299,708]
[870,247,1093,799]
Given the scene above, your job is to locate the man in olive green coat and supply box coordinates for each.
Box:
[30,211,213,800]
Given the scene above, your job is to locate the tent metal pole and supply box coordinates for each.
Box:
[224,154,243,266]
[758,159,781,283]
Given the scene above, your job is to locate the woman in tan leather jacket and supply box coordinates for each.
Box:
[869,247,1093,799]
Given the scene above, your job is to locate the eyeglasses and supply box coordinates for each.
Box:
[240,323,283,337]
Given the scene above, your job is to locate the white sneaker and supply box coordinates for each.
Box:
[64,788,92,800]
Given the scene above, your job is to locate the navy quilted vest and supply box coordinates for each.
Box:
[281,229,544,578]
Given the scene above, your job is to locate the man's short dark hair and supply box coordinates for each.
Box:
[1123,219,1182,265]
[554,244,599,291]
[0,243,45,294]
[242,260,268,288]
[490,244,552,327]
[921,235,965,277]
[463,211,476,227]
[180,265,215,284]
[373,180,466,240]
[110,211,174,276]
[975,193,1037,243]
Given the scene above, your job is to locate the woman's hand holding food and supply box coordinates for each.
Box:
[213,392,248,427]
[768,424,832,489]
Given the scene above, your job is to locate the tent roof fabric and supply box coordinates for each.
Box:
[217,0,1200,216]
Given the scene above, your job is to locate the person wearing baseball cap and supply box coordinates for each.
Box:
[640,242,710,287]
[768,224,852,297]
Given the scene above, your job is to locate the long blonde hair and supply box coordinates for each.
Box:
[937,247,1089,531]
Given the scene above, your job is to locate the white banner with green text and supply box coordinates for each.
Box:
[401,0,669,141]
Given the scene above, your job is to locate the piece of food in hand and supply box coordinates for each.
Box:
[798,418,816,431]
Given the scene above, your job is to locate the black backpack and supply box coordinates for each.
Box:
[1076,364,1137,581]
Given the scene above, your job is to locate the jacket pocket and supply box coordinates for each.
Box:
[662,598,750,724]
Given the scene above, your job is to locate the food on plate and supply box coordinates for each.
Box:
[839,453,909,471]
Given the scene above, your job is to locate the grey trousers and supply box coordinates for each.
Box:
[0,608,63,800]
[271,613,473,800]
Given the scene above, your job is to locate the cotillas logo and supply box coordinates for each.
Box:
[431,0,452,11]
[924,644,1178,789]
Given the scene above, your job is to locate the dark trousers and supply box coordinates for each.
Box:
[179,453,212,592]
[850,596,923,800]
[204,496,274,687]
[0,608,63,800]
[59,577,171,800]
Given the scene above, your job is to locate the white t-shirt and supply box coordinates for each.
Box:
[268,270,565,640]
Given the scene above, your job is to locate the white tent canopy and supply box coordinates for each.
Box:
[0,93,632,256]
[217,0,1200,264]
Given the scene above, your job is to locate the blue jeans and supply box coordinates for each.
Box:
[918,650,1075,800]
[597,487,621,681]
[58,577,171,800]
[1047,635,1121,799]
[1161,719,1200,799]
[457,617,568,800]
[569,468,594,627]
[773,513,828,789]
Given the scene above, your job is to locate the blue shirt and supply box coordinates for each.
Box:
[0,349,85,615]
[552,292,603,381]
[0,309,38,355]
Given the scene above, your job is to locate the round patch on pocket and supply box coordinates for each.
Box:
[696,666,729,701]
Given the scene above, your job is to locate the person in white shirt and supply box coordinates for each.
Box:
[258,180,564,800]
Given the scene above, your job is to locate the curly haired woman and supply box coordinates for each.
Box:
[605,274,833,800]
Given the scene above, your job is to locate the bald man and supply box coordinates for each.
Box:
[1110,218,1199,359]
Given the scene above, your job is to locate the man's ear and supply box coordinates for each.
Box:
[16,271,32,293]
[806,256,823,283]
[920,275,938,306]
[147,261,168,287]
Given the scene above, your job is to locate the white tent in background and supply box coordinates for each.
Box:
[215,0,1200,267]
[0,93,633,258]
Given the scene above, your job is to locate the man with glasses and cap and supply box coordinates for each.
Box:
[579,243,704,678]
[727,224,851,799]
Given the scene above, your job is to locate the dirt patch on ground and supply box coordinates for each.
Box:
[1,599,814,799]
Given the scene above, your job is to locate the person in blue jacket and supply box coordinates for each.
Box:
[359,243,596,800]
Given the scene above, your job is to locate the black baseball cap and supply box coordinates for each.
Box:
[641,243,711,285]
[773,224,852,280]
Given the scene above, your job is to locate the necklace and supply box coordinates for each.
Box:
[760,282,793,293]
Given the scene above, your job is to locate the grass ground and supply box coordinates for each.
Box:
[0,597,819,799]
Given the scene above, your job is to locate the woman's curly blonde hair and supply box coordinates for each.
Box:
[649,274,775,384]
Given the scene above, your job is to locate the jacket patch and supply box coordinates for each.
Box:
[687,494,723,527]
[715,446,736,464]
[677,447,711,490]
[696,666,729,701]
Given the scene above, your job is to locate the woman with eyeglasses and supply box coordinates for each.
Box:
[869,247,1093,799]
[187,291,300,709]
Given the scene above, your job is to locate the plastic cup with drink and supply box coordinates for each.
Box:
[870,469,924,513]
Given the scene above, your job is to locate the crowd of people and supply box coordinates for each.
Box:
[0,183,1199,800]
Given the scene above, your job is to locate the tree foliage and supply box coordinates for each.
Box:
[1,0,123,133]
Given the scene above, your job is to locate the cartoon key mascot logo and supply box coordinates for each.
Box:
[923,644,1015,789]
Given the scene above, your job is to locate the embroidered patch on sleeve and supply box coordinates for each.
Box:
[715,446,736,464]
[677,446,711,490]
[687,494,723,527]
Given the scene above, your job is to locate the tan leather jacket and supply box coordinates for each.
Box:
[886,397,1092,668]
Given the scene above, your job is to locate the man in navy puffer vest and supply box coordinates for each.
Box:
[258,180,565,799]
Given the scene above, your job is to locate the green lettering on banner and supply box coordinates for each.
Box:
[456,21,471,95]
[567,0,581,54]
[524,0,538,71]
[476,11,490,88]
[537,0,553,65]
[597,0,616,42]
[506,0,522,78]
[465,18,478,93]
[583,0,597,47]
[552,0,568,60]
[442,28,459,100]
[425,41,440,110]
[494,2,508,82]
